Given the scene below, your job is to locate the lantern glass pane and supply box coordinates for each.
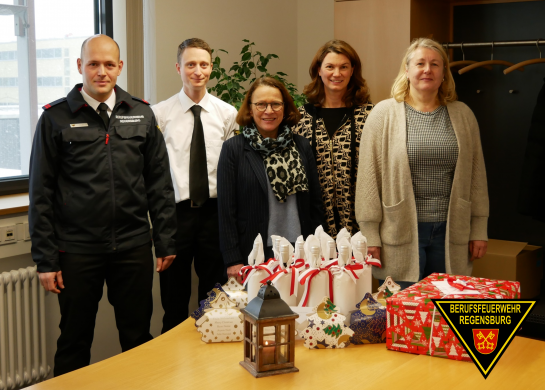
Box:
[251,344,256,363]
[278,343,289,364]
[250,323,256,344]
[263,325,275,337]
[280,324,288,343]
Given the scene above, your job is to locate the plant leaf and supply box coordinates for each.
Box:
[257,66,266,72]
[240,45,249,54]
[243,39,249,43]
[242,52,251,61]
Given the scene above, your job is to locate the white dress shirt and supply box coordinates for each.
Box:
[80,87,116,117]
[152,89,238,202]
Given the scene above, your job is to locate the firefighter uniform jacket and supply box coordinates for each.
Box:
[29,84,177,272]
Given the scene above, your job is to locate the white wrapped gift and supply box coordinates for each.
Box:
[298,235,335,308]
[330,240,358,325]
[239,234,279,301]
[222,277,248,309]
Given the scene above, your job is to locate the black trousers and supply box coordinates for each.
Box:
[159,199,226,333]
[54,243,154,377]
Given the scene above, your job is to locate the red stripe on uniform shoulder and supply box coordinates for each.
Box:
[44,104,51,109]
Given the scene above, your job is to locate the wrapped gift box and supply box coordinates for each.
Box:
[222,277,249,309]
[386,273,520,361]
[349,293,387,344]
[195,291,244,343]
[300,297,354,349]
[190,283,226,326]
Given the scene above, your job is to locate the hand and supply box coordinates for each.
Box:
[38,271,64,294]
[157,255,176,272]
[368,246,381,261]
[227,264,244,284]
[469,240,487,262]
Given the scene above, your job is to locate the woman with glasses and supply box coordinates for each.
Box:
[217,77,324,280]
[293,40,373,238]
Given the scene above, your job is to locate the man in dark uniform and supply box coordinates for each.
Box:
[29,34,176,376]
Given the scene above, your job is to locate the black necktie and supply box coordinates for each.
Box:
[189,105,209,206]
[98,103,110,129]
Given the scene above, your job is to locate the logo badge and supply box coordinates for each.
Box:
[472,329,498,354]
[433,300,536,379]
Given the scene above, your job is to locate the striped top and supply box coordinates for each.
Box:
[405,103,459,222]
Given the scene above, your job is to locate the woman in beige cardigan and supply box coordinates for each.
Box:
[355,38,489,288]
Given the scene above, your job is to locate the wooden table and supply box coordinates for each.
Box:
[27,319,544,389]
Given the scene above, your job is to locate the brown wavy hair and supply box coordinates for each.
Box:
[236,77,301,127]
[304,39,371,107]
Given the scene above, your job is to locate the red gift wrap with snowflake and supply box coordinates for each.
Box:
[386,273,520,361]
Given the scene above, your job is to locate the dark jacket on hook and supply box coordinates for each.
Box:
[518,78,545,222]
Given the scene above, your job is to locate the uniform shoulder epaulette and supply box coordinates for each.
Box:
[42,97,67,110]
[132,96,150,105]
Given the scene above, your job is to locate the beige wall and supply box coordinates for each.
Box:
[335,0,411,103]
[153,0,334,103]
[297,0,335,92]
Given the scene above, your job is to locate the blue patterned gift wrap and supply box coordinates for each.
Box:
[190,283,226,326]
[349,293,387,344]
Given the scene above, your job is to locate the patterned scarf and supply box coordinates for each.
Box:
[242,124,309,202]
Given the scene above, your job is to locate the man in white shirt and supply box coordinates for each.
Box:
[152,38,238,332]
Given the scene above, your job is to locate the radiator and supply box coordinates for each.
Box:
[0,266,49,390]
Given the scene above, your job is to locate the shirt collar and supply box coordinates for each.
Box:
[178,88,212,114]
[80,88,116,112]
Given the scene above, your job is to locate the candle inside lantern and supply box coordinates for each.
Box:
[262,340,276,365]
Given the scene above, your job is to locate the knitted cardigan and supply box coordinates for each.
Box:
[355,98,489,282]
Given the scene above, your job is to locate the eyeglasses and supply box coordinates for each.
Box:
[251,102,284,112]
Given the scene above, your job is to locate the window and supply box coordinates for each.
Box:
[0,77,18,87]
[37,77,63,87]
[0,0,112,195]
[36,48,62,59]
[0,50,17,61]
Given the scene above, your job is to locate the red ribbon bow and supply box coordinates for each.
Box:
[259,258,306,296]
[239,258,276,285]
[447,277,477,291]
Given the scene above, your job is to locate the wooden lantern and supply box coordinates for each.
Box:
[240,280,299,378]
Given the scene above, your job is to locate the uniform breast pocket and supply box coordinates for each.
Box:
[61,127,101,156]
[115,125,147,152]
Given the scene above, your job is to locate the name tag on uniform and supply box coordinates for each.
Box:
[70,123,88,128]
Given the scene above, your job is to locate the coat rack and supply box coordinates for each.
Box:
[443,39,545,75]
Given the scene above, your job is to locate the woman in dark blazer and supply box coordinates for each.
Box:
[218,77,324,281]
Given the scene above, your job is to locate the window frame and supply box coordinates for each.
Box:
[0,0,113,196]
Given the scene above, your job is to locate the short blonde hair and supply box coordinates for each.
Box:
[391,38,457,105]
